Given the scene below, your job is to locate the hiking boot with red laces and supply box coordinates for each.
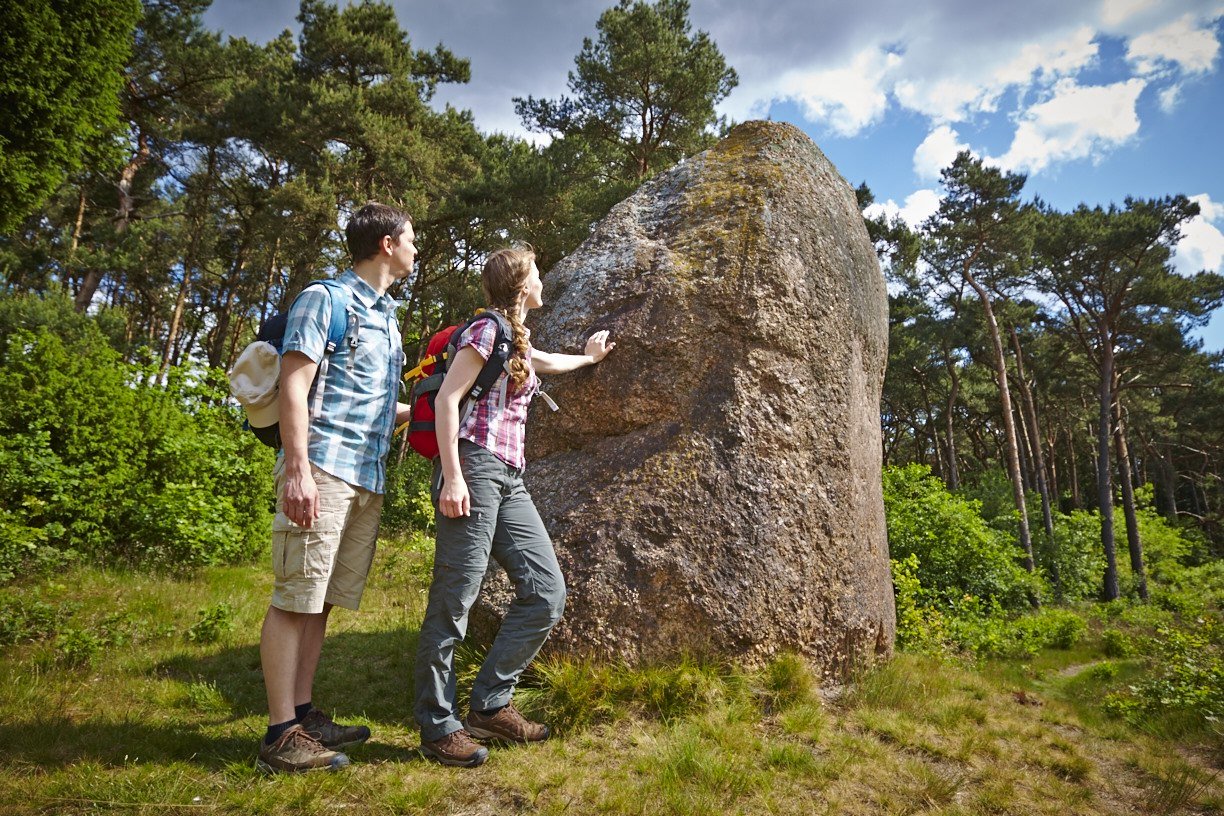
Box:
[465,703,550,743]
[419,728,489,767]
[256,724,351,773]
[299,708,371,750]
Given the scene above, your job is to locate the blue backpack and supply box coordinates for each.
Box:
[246,279,354,448]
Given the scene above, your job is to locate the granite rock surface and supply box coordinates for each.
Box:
[470,120,894,676]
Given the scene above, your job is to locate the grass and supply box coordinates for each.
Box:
[0,545,1221,815]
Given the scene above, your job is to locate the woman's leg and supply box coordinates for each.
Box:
[413,448,502,742]
[470,474,566,712]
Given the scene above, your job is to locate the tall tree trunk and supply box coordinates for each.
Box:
[225,313,247,372]
[943,359,961,490]
[917,377,943,479]
[1009,327,1058,592]
[160,145,218,382]
[1113,402,1148,600]
[1014,399,1034,492]
[1067,427,1081,510]
[1047,438,1060,510]
[77,131,150,312]
[962,272,1035,573]
[1156,442,1179,520]
[260,236,282,326]
[65,186,88,294]
[1097,320,1120,600]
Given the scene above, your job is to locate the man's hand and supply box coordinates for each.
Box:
[438,473,471,518]
[584,330,616,363]
[283,464,321,528]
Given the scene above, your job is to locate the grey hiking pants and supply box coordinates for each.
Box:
[413,440,566,742]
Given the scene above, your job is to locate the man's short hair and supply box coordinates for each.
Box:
[346,202,412,263]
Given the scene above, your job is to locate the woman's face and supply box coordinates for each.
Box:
[523,261,543,310]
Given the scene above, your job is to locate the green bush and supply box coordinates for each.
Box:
[1101,628,1133,658]
[944,602,1086,659]
[884,464,1038,609]
[185,602,236,644]
[1105,618,1224,727]
[891,554,949,655]
[382,449,435,536]
[1047,510,1106,601]
[0,594,65,645]
[0,294,274,581]
[892,552,1087,659]
[55,627,102,667]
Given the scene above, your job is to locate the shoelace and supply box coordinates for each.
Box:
[281,728,328,754]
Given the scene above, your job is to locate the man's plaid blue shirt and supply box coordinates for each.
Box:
[280,270,404,494]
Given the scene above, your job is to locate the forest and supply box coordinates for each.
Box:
[0,0,1219,606]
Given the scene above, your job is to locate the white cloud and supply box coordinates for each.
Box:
[993,78,1146,173]
[864,188,942,230]
[1158,82,1184,110]
[1127,13,1221,75]
[895,26,1100,123]
[913,126,970,180]
[775,48,900,137]
[1172,193,1224,276]
[1101,0,1153,28]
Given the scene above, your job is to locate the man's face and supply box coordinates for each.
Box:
[389,222,417,278]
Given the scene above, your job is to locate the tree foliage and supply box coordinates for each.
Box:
[516,0,737,182]
[0,0,142,232]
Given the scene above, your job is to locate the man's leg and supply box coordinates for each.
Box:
[261,605,313,726]
[257,466,357,771]
[294,603,333,709]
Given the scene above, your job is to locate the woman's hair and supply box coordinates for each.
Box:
[481,246,535,390]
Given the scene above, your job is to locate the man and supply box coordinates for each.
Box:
[256,202,415,773]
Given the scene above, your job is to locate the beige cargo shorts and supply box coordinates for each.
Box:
[270,461,383,613]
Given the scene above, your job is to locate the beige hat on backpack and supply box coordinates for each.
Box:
[229,341,280,429]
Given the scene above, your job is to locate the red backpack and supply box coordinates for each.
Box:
[401,311,513,459]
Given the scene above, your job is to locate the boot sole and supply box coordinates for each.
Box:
[465,723,550,743]
[419,745,489,767]
[255,756,350,774]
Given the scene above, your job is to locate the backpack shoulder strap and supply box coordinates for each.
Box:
[300,278,355,419]
[458,310,514,404]
[308,279,354,354]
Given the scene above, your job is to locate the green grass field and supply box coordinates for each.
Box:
[1,539,1220,815]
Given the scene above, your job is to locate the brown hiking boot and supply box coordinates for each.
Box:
[256,724,351,773]
[419,728,489,768]
[465,703,550,743]
[299,708,371,750]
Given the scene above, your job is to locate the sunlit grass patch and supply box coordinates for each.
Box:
[2,558,1222,816]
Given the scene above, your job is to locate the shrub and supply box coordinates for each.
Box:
[0,594,65,645]
[382,450,435,536]
[55,627,102,667]
[1047,510,1106,601]
[185,602,236,644]
[0,294,274,581]
[884,464,1037,609]
[1102,628,1133,658]
[891,554,948,655]
[945,604,1086,659]
[1105,618,1224,729]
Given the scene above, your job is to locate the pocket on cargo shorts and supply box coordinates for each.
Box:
[271,506,346,581]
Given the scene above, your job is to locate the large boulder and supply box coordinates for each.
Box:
[471,120,894,676]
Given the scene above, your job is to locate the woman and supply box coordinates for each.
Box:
[413,246,615,767]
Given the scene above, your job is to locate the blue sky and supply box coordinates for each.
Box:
[203,0,1224,351]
